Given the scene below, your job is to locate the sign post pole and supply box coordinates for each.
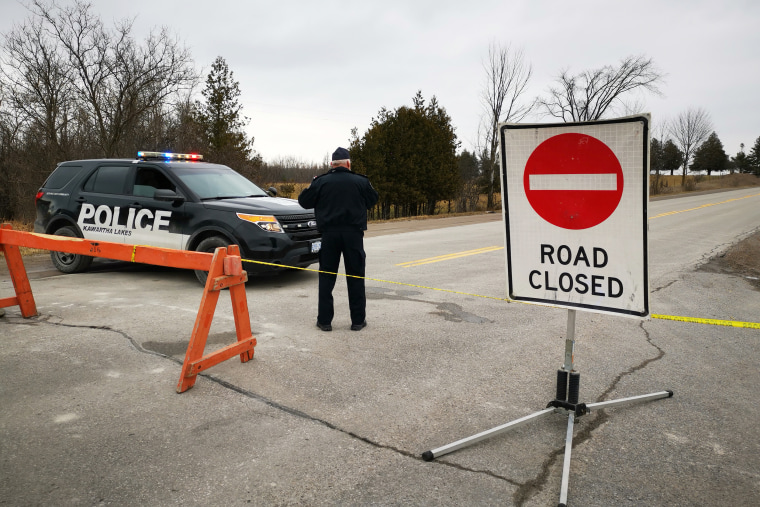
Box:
[422,117,674,506]
[563,309,576,372]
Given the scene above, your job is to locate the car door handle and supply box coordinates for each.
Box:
[75,196,86,202]
[130,203,143,209]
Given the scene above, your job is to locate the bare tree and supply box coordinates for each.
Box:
[538,54,663,122]
[479,42,533,209]
[0,83,28,219]
[668,107,713,186]
[619,98,647,117]
[0,11,75,158]
[28,0,199,156]
[0,0,200,219]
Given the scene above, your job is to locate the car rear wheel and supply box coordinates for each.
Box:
[194,236,231,285]
[50,226,94,274]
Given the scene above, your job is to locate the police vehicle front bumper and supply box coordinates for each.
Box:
[237,236,321,274]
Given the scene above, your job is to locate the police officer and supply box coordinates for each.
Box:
[298,147,379,331]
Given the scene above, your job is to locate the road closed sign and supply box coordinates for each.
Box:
[499,116,649,317]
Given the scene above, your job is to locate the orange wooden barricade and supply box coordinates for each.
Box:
[0,224,38,318]
[177,244,256,392]
[0,224,256,392]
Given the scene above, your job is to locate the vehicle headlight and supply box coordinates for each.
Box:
[236,213,284,233]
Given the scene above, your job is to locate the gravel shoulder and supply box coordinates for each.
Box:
[699,228,760,289]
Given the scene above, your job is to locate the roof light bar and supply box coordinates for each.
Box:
[137,151,203,161]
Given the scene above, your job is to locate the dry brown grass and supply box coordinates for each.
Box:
[694,173,760,190]
[271,182,310,199]
[651,173,759,195]
[0,221,47,258]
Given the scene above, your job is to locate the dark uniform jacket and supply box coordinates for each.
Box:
[298,167,379,231]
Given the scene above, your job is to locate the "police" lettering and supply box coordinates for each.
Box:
[78,203,172,232]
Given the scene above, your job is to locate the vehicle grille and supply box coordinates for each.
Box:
[276,213,320,241]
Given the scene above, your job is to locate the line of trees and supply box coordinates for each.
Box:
[2,1,756,224]
[651,106,760,193]
[0,1,262,221]
[348,49,676,219]
[0,0,200,220]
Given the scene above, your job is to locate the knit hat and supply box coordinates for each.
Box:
[332,147,350,161]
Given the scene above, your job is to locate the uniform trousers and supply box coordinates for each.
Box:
[318,228,366,326]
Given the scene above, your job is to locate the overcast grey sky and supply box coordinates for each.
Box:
[2,0,759,164]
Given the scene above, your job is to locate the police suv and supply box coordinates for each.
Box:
[34,151,321,284]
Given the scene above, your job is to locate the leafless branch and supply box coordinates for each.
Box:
[668,107,713,184]
[538,55,664,122]
[478,42,533,209]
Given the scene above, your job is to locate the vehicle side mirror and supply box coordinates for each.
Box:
[267,186,278,197]
[154,189,185,203]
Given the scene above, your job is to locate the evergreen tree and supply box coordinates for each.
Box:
[350,91,460,219]
[650,138,664,174]
[457,150,481,212]
[690,132,728,175]
[194,56,261,176]
[662,139,684,176]
[730,143,752,174]
[748,136,760,176]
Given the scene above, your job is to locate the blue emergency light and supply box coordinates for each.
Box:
[137,151,203,161]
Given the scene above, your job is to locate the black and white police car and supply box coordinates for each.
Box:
[34,151,321,284]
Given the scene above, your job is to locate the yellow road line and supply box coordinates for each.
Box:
[649,192,760,219]
[396,246,504,268]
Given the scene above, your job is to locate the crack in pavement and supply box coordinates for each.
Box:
[511,321,667,506]
[4,300,669,501]
[651,278,679,294]
[4,316,518,486]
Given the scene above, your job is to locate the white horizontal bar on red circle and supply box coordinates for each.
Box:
[529,173,618,191]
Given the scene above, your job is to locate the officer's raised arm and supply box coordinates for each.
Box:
[298,182,318,209]
[364,181,379,208]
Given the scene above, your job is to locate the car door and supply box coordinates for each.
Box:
[75,164,134,244]
[124,165,187,250]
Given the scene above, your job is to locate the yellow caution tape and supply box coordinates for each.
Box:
[130,245,154,263]
[238,258,760,329]
[650,314,760,329]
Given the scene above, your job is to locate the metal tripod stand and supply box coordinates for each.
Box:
[422,310,673,507]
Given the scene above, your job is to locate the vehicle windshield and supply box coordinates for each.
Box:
[171,164,268,200]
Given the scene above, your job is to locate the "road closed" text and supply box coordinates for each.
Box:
[528,243,623,298]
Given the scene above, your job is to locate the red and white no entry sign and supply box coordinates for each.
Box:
[523,133,623,230]
[500,116,650,317]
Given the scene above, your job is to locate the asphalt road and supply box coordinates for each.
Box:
[1,187,759,506]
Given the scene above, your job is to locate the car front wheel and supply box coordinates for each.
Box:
[50,226,94,274]
[194,236,231,285]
